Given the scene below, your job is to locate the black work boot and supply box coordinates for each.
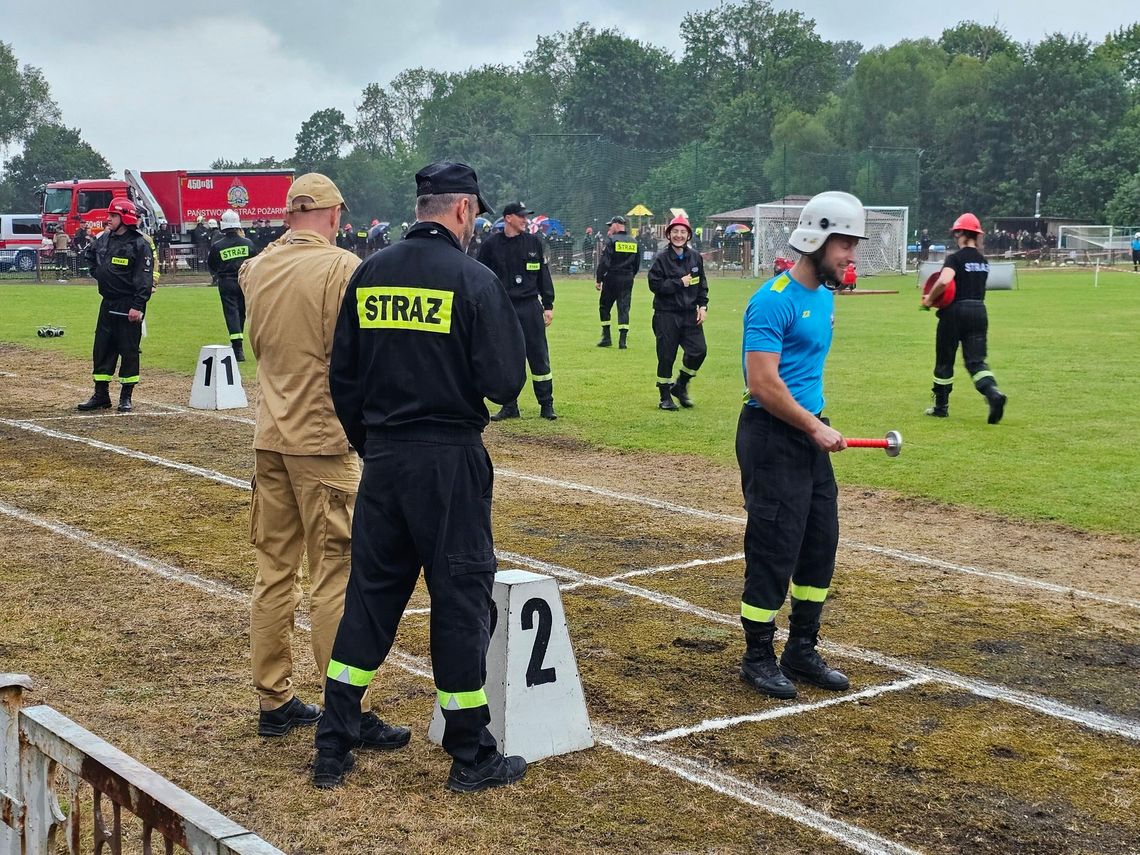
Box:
[540,401,558,420]
[117,384,135,413]
[232,339,246,362]
[740,623,797,699]
[357,712,411,751]
[446,751,527,793]
[780,601,849,691]
[985,387,1007,425]
[312,749,355,789]
[597,326,612,347]
[489,401,520,421]
[924,384,950,418]
[77,381,112,411]
[258,696,322,737]
[672,373,694,408]
[618,329,628,350]
[657,383,679,411]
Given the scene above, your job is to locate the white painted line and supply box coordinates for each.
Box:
[594,725,924,855]
[5,415,1140,742]
[561,553,746,591]
[498,551,1140,743]
[20,412,192,423]
[404,607,431,616]
[0,419,250,490]
[644,677,931,742]
[497,470,1139,611]
[0,500,921,855]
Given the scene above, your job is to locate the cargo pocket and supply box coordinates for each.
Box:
[447,549,496,577]
[248,476,260,546]
[746,498,781,524]
[319,478,357,561]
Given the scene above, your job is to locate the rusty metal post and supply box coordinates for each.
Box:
[1,675,33,855]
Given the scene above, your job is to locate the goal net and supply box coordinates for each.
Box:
[749,204,908,276]
[1057,225,1140,265]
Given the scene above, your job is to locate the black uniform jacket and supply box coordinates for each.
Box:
[207,232,255,281]
[476,230,556,309]
[648,245,709,314]
[595,229,641,284]
[84,228,154,312]
[330,221,527,454]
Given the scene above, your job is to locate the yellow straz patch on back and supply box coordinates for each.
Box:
[357,287,453,333]
[615,241,637,253]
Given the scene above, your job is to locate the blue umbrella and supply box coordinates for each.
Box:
[368,222,390,241]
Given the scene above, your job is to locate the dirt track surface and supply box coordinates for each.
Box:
[1,345,1138,854]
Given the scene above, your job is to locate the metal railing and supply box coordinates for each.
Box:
[1,675,282,855]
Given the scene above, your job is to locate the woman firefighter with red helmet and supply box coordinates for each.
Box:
[921,212,1007,424]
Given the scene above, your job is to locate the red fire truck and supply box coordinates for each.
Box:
[39,168,294,242]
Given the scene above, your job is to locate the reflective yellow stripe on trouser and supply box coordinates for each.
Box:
[327,659,377,687]
[531,372,553,382]
[789,583,828,603]
[741,601,777,623]
[437,687,488,710]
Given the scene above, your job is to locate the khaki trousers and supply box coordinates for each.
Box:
[250,450,363,711]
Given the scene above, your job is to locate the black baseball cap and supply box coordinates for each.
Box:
[502,202,535,217]
[608,215,628,226]
[414,161,493,215]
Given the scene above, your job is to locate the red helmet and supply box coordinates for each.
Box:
[923,272,956,308]
[951,213,983,234]
[108,197,139,227]
[666,215,692,238]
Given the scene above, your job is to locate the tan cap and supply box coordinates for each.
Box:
[286,172,348,213]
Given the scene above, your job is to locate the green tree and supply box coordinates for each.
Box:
[0,124,111,210]
[831,40,864,82]
[293,108,353,174]
[0,41,60,151]
[353,83,398,157]
[209,156,292,169]
[938,21,1018,62]
[1095,23,1140,91]
[1105,174,1140,224]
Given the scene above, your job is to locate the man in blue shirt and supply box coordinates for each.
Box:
[1131,231,1140,272]
[737,191,864,700]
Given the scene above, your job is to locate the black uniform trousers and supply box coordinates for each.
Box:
[933,300,998,396]
[316,436,499,765]
[652,311,706,384]
[510,297,553,405]
[1132,249,1139,270]
[599,277,633,330]
[91,299,142,384]
[217,276,246,340]
[736,407,838,630]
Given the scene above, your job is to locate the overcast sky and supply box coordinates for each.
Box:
[4,1,1137,174]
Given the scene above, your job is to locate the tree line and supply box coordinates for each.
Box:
[3,3,1139,234]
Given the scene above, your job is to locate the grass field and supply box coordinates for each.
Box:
[4,266,1138,534]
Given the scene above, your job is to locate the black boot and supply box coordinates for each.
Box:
[780,601,849,691]
[258,696,322,737]
[312,749,356,789]
[77,381,111,411]
[232,339,246,362]
[117,384,135,413]
[740,623,797,699]
[657,383,678,411]
[672,373,694,408]
[489,401,520,421]
[356,711,411,751]
[597,326,612,347]
[924,383,950,417]
[540,401,558,420]
[618,329,628,350]
[984,387,1007,425]
[446,751,527,793]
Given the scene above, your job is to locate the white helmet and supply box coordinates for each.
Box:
[220,210,241,231]
[789,191,867,253]
[1135,232,1140,239]
[207,218,219,229]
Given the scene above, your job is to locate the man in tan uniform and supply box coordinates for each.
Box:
[240,173,362,737]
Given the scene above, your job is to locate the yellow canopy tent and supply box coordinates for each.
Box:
[627,204,653,238]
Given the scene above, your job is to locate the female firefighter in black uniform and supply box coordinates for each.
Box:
[922,212,1007,424]
[647,215,708,411]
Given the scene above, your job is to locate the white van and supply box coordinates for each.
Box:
[0,213,43,272]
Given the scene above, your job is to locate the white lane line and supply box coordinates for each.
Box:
[404,607,431,616]
[558,553,745,592]
[0,419,250,490]
[644,677,932,743]
[594,725,924,855]
[498,551,1140,743]
[497,470,1140,611]
[5,417,1140,742]
[21,412,193,422]
[0,501,918,855]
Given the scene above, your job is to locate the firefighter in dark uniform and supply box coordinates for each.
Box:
[477,201,558,420]
[353,223,370,259]
[595,215,640,349]
[77,197,153,413]
[922,212,1007,423]
[207,209,255,361]
[314,161,529,793]
[737,190,862,700]
[647,215,708,410]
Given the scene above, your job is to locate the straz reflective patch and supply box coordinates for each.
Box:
[526,261,541,271]
[357,287,453,333]
[219,245,250,262]
[615,241,637,253]
[111,256,130,266]
[690,276,701,285]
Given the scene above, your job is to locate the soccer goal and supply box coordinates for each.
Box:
[1056,225,1140,266]
[749,204,908,277]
